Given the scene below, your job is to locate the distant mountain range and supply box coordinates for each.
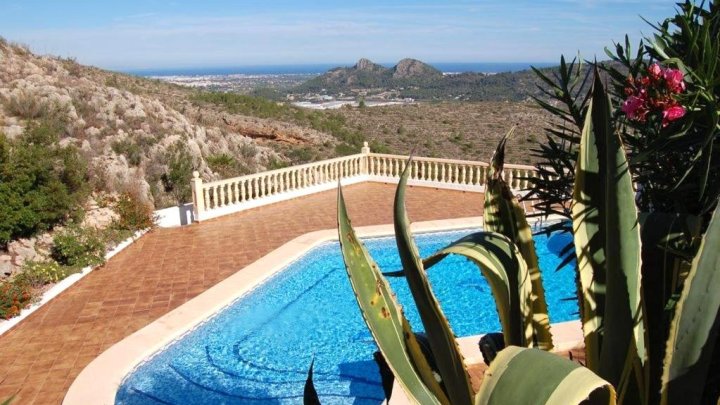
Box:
[291,57,595,102]
[295,58,443,91]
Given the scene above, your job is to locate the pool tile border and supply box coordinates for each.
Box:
[63,215,579,405]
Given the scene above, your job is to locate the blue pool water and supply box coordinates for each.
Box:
[116,229,578,404]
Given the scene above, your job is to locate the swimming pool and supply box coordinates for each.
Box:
[115,229,578,404]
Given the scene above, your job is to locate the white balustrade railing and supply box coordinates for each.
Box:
[366,153,535,191]
[191,142,537,222]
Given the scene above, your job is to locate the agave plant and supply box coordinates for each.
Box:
[308,67,720,405]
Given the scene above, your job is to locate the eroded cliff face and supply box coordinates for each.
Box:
[0,40,334,208]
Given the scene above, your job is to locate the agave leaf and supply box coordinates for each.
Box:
[572,68,646,390]
[638,213,702,404]
[475,346,617,405]
[485,127,554,351]
[425,232,533,347]
[337,186,447,405]
[661,204,720,404]
[394,157,475,405]
[303,359,321,405]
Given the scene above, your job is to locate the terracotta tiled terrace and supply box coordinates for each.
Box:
[0,182,485,405]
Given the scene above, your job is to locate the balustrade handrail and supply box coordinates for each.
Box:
[201,153,366,188]
[190,143,542,222]
[367,152,489,167]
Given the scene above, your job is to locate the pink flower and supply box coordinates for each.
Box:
[663,68,686,93]
[648,63,663,80]
[621,95,647,121]
[662,104,686,127]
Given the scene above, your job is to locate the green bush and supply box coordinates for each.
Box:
[334,143,357,156]
[286,146,315,163]
[113,192,155,231]
[206,153,248,178]
[161,141,194,204]
[111,139,142,166]
[51,226,105,268]
[17,260,71,287]
[0,122,89,246]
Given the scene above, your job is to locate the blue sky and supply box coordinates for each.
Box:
[1,0,678,71]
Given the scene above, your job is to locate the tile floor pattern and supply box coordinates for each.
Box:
[0,183,485,404]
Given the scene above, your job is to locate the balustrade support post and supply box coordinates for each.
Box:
[191,171,205,222]
[360,141,370,175]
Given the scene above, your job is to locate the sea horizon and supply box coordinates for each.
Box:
[126,61,556,77]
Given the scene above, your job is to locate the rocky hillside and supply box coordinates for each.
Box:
[0,39,338,209]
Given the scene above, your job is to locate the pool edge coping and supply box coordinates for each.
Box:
[63,215,579,405]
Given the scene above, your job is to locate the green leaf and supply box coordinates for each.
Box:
[638,213,702,404]
[572,67,646,391]
[425,232,533,348]
[661,203,720,404]
[394,157,474,405]
[303,359,321,405]
[337,186,447,405]
[475,346,616,405]
[485,127,554,351]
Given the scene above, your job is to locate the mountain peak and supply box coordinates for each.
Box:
[392,58,442,79]
[354,58,384,71]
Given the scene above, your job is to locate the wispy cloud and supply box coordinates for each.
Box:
[0,0,679,69]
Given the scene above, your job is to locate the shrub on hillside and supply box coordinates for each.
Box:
[206,153,247,178]
[0,122,89,246]
[161,141,194,204]
[51,226,106,268]
[16,260,71,287]
[0,279,32,320]
[111,139,142,166]
[112,192,155,231]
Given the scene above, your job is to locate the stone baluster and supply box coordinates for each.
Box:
[209,186,217,209]
[219,184,226,207]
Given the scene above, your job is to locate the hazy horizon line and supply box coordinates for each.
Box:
[123,61,559,76]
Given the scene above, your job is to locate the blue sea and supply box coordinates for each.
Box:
[127,62,555,77]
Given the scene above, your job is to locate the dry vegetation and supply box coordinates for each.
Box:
[0,38,554,213]
[338,101,550,164]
